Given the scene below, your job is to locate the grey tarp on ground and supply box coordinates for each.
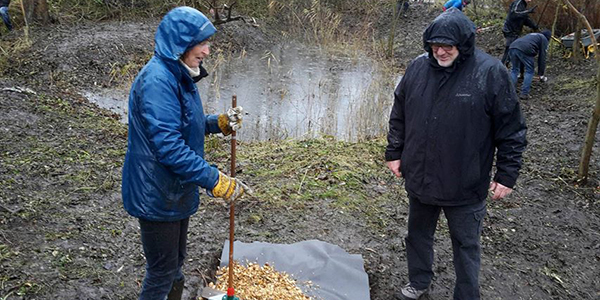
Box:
[219,239,370,300]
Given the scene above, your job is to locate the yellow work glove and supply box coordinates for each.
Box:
[218,106,244,136]
[211,171,251,201]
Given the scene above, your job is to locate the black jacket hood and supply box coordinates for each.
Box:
[423,8,476,65]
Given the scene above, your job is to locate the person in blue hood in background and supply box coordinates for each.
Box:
[386,8,527,300]
[121,7,250,300]
[442,0,470,12]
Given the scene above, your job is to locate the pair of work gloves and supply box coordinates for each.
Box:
[212,106,251,201]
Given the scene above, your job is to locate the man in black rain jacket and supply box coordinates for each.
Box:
[385,8,527,300]
[501,0,538,65]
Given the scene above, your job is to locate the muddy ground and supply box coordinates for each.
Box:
[1,2,599,300]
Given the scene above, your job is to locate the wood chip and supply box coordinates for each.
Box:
[209,262,313,300]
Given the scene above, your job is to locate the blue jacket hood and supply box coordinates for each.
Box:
[155,6,217,61]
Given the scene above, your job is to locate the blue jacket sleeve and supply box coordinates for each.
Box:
[537,37,548,76]
[205,114,221,135]
[140,76,219,189]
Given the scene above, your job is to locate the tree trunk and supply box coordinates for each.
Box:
[572,20,582,61]
[578,65,600,182]
[22,0,49,25]
[560,0,600,182]
[387,1,399,58]
[548,0,560,58]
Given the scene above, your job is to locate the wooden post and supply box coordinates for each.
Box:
[227,95,237,293]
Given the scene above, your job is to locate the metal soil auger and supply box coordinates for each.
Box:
[225,95,240,300]
[200,96,241,300]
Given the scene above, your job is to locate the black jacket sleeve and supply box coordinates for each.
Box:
[385,75,408,161]
[490,64,528,188]
[523,15,538,31]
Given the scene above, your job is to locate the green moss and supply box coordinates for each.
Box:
[556,77,596,92]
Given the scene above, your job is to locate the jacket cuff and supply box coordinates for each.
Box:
[385,151,402,162]
[493,173,517,189]
[208,167,220,190]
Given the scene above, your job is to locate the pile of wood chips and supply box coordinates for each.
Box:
[209,262,313,300]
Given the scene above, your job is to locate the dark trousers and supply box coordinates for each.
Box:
[405,196,486,300]
[0,6,12,31]
[396,0,409,16]
[138,218,189,300]
[501,33,518,65]
[509,48,535,96]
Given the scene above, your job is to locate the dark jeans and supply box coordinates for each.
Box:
[509,48,535,96]
[0,6,12,31]
[501,33,518,65]
[405,196,487,300]
[138,218,189,300]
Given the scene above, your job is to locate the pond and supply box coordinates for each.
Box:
[84,43,399,142]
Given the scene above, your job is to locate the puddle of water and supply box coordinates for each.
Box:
[200,43,397,141]
[85,43,399,142]
[82,89,129,123]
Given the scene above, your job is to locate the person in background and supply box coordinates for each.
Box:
[501,0,538,65]
[0,0,12,32]
[397,0,410,18]
[122,6,250,300]
[443,0,470,11]
[385,8,527,300]
[509,29,551,99]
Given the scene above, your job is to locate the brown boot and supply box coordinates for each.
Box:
[167,278,185,300]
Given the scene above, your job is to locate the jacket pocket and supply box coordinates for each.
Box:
[473,204,487,234]
[151,159,184,205]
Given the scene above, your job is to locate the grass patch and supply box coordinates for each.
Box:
[206,136,405,227]
[555,76,596,92]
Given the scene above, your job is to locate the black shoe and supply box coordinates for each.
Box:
[519,94,530,100]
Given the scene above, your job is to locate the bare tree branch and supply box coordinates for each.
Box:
[560,0,600,182]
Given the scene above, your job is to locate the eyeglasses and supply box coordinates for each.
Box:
[430,44,454,52]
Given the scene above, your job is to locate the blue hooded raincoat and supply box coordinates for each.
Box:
[443,0,465,11]
[122,7,221,222]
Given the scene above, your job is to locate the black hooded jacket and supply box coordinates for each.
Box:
[0,0,10,8]
[386,8,527,206]
[503,0,537,36]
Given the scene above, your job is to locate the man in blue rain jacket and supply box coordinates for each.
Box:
[122,7,249,300]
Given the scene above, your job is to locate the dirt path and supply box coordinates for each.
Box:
[1,3,599,300]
